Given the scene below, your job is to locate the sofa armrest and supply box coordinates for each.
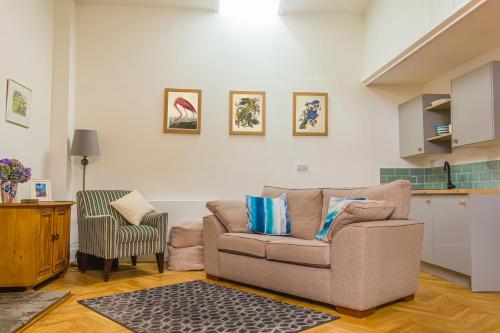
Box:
[142,212,169,252]
[203,215,228,277]
[330,219,424,311]
[78,215,119,259]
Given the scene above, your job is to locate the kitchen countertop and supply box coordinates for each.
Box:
[412,189,500,195]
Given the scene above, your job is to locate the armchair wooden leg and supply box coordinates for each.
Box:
[103,259,113,282]
[77,252,88,273]
[155,252,164,273]
[131,256,137,266]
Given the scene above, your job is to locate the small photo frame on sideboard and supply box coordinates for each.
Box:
[29,180,52,201]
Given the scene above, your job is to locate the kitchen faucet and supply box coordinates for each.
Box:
[443,161,456,189]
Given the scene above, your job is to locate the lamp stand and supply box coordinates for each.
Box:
[81,156,88,191]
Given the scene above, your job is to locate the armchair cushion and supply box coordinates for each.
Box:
[110,190,156,225]
[117,225,158,243]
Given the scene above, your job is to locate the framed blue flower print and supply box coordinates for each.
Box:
[293,92,328,136]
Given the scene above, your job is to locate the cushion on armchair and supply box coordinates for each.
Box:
[206,201,250,233]
[110,190,156,225]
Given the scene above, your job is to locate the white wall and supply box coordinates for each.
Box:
[363,0,470,80]
[50,0,77,201]
[74,5,378,202]
[0,0,55,198]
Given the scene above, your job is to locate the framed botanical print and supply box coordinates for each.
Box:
[293,92,328,136]
[5,79,32,128]
[229,91,266,136]
[29,179,52,201]
[164,88,202,134]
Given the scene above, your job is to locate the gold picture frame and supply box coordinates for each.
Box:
[5,79,32,128]
[164,88,202,134]
[293,92,328,136]
[229,90,266,136]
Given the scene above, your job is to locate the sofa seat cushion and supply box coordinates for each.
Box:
[266,238,330,267]
[117,225,158,243]
[218,233,289,258]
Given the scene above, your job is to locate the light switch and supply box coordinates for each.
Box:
[296,163,308,172]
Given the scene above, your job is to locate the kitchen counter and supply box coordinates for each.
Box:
[412,189,500,195]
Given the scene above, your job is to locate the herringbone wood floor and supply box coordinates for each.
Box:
[24,263,500,333]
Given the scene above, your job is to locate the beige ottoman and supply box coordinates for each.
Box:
[168,221,204,271]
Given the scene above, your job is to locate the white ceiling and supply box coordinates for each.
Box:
[77,0,371,14]
[280,0,371,14]
[76,0,219,11]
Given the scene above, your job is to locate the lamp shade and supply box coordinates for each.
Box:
[70,129,101,157]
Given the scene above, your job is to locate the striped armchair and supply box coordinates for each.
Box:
[76,190,168,281]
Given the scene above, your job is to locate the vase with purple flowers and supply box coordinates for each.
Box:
[0,158,32,203]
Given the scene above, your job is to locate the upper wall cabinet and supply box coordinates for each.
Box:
[451,61,500,148]
[399,94,451,157]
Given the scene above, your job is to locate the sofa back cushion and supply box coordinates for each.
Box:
[321,180,411,222]
[261,186,323,240]
[206,201,250,233]
[317,199,397,242]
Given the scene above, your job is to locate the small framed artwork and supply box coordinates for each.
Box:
[5,79,32,128]
[29,180,52,201]
[293,92,328,136]
[229,91,266,136]
[164,88,202,134]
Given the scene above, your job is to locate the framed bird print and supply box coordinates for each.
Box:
[229,90,266,135]
[293,92,328,136]
[164,88,202,134]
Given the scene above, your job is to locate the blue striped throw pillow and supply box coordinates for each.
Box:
[315,197,366,241]
[246,194,292,235]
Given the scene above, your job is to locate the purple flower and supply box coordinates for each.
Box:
[0,158,12,166]
[0,158,31,183]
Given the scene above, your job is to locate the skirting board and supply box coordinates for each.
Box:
[420,261,471,289]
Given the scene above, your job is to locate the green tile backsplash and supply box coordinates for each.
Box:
[380,160,500,190]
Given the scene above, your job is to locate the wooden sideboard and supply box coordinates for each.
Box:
[0,202,75,290]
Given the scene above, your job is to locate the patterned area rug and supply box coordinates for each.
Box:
[0,291,70,333]
[79,280,338,333]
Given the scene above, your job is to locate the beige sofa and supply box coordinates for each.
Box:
[203,180,424,317]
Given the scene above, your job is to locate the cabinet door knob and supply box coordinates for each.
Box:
[51,234,56,241]
[55,233,59,240]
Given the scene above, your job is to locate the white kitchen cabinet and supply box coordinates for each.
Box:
[411,193,500,291]
[451,61,500,147]
[431,195,471,275]
[409,195,434,263]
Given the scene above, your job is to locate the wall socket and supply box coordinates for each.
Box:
[296,163,308,172]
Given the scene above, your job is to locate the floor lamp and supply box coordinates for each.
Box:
[70,129,100,191]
